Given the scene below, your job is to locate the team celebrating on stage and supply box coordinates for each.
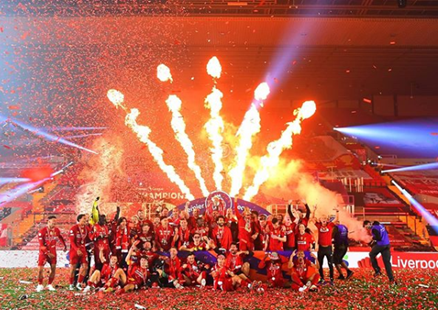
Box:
[36,196,395,294]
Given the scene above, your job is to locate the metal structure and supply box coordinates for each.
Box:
[1,0,438,18]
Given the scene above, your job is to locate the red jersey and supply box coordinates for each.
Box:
[100,263,118,283]
[175,227,191,249]
[92,224,110,250]
[206,200,226,216]
[315,222,335,246]
[258,258,287,287]
[234,204,254,250]
[127,264,149,287]
[292,258,313,279]
[69,224,87,252]
[187,216,197,230]
[182,262,201,280]
[283,223,297,248]
[225,252,245,273]
[155,225,174,251]
[136,231,155,245]
[115,226,130,253]
[191,226,209,239]
[296,232,314,252]
[38,227,66,254]
[268,226,285,252]
[165,256,182,281]
[212,264,232,290]
[211,225,233,251]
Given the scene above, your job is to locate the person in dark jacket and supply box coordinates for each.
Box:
[363,220,396,284]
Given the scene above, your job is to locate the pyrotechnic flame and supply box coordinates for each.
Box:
[204,86,225,190]
[207,57,222,79]
[243,100,316,201]
[254,82,270,101]
[157,64,173,83]
[296,100,316,120]
[107,89,127,110]
[166,95,210,197]
[229,82,270,197]
[109,91,195,200]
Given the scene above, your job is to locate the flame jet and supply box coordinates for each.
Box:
[165,95,210,197]
[107,89,195,200]
[228,82,270,197]
[243,101,316,201]
[204,57,225,190]
[157,64,210,197]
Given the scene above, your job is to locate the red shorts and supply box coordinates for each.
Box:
[269,277,285,288]
[70,248,88,265]
[38,251,57,267]
[216,278,234,291]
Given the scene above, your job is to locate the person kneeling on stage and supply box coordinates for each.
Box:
[181,253,207,287]
[84,255,119,292]
[258,252,288,288]
[103,256,150,293]
[288,250,320,292]
[226,243,251,286]
[211,254,242,291]
[162,247,183,289]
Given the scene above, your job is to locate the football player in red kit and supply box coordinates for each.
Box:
[234,197,256,251]
[225,243,251,285]
[36,215,66,292]
[155,217,174,252]
[180,233,210,252]
[84,255,119,292]
[69,214,89,291]
[181,253,207,287]
[258,252,288,288]
[174,218,191,249]
[296,223,315,252]
[104,256,150,294]
[92,214,110,271]
[164,247,183,288]
[288,250,320,292]
[211,254,243,291]
[265,218,286,252]
[211,216,233,252]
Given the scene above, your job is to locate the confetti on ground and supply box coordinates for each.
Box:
[0,268,437,310]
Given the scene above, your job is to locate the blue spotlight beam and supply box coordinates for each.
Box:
[392,180,438,233]
[382,162,438,174]
[334,118,438,158]
[0,178,31,185]
[0,115,98,154]
[0,179,48,206]
[0,164,72,206]
[47,126,108,131]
